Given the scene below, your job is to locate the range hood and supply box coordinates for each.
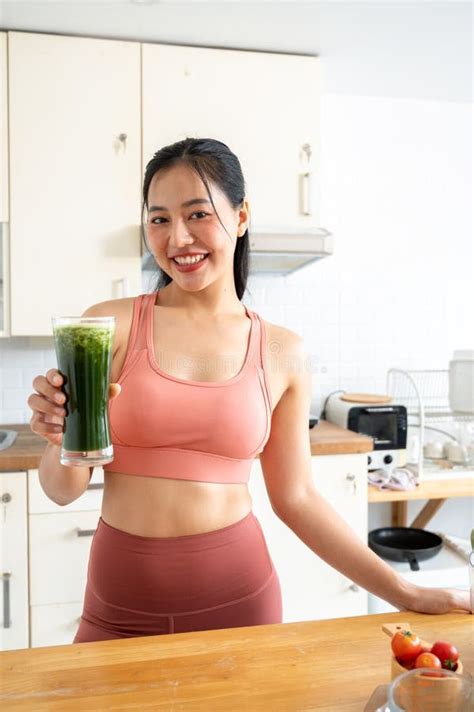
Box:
[248,229,333,275]
[141,228,333,276]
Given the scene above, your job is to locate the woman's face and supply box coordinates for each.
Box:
[145,163,249,290]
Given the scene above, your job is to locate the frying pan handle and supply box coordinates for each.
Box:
[403,551,420,571]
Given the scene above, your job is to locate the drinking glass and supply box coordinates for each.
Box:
[386,667,472,712]
[52,316,115,466]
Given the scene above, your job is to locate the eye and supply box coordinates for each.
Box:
[150,211,209,225]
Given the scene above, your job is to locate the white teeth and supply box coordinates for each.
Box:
[174,254,207,265]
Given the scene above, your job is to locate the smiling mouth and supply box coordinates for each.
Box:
[172,254,209,265]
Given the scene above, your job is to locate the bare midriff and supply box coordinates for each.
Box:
[101,473,253,537]
[99,291,287,538]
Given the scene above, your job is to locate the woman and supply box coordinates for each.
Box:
[28,138,470,643]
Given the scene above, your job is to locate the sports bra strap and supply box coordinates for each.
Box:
[119,294,151,375]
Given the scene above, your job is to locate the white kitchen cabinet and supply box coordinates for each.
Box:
[0,33,10,337]
[8,32,142,336]
[0,32,8,224]
[248,453,368,623]
[26,468,103,647]
[29,509,101,607]
[142,44,321,233]
[0,472,29,651]
[30,601,83,648]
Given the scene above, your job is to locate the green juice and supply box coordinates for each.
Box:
[53,321,115,458]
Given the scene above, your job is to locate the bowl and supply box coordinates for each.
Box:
[382,622,464,681]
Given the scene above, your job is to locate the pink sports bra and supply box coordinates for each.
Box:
[103,291,273,484]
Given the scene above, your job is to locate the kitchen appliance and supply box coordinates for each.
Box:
[324,392,407,471]
[368,527,443,572]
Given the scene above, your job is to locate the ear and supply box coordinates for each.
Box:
[237,198,251,237]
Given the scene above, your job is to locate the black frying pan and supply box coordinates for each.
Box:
[368,527,443,572]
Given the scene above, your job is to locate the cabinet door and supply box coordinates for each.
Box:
[29,509,100,606]
[0,472,29,650]
[248,454,368,623]
[8,32,142,335]
[0,34,9,336]
[0,32,8,223]
[142,44,321,232]
[30,600,82,648]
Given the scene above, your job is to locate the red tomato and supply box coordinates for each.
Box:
[430,641,459,671]
[415,652,442,669]
[391,630,422,662]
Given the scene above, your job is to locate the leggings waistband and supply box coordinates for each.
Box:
[97,510,259,553]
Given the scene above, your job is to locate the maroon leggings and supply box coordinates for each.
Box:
[73,511,282,643]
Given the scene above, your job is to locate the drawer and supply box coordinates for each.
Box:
[30,601,83,648]
[29,509,100,606]
[28,467,104,514]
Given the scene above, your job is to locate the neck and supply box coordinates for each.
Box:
[158,283,244,319]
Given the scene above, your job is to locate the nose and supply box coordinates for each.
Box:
[169,218,194,248]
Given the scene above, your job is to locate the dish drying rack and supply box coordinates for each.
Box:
[386,369,474,481]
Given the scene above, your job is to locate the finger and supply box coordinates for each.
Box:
[31,375,66,407]
[46,368,63,386]
[27,392,67,417]
[30,412,63,438]
[109,383,121,400]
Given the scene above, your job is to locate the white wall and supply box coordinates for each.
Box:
[1,3,472,538]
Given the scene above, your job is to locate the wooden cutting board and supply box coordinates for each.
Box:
[341,392,393,404]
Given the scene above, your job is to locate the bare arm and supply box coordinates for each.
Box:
[38,441,93,507]
[260,331,470,615]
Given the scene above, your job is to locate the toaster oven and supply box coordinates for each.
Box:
[324,394,407,471]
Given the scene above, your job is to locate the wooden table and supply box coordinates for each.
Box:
[1,611,472,711]
[369,476,473,528]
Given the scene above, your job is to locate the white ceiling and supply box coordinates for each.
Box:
[0,1,472,102]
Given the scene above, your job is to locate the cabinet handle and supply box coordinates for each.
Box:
[87,483,104,491]
[2,572,11,628]
[346,473,357,494]
[348,583,360,593]
[299,173,311,216]
[114,133,128,154]
[299,143,312,216]
[76,528,97,538]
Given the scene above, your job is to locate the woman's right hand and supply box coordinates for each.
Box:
[28,368,121,447]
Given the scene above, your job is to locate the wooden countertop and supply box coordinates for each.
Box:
[1,612,471,711]
[308,419,373,456]
[0,424,47,471]
[0,421,373,472]
[369,477,474,502]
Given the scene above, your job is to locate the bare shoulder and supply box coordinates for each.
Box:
[263,319,304,354]
[81,297,135,319]
[262,319,308,392]
[81,297,136,354]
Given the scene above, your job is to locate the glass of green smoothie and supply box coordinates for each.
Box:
[52,316,115,466]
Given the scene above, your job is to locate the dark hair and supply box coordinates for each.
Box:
[142,137,250,301]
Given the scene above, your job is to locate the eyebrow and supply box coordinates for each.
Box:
[148,198,212,213]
